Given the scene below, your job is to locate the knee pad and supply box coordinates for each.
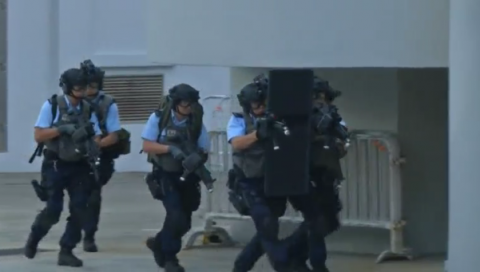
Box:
[166,211,190,237]
[260,216,279,241]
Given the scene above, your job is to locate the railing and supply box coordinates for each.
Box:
[185,130,411,263]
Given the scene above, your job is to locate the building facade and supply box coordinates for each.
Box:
[3,0,478,270]
[2,0,233,173]
[146,0,477,271]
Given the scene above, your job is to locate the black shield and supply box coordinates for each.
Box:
[264,69,313,196]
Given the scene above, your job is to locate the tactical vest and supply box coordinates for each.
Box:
[89,93,131,158]
[310,105,344,179]
[90,93,114,135]
[44,95,93,162]
[157,97,204,142]
[231,112,265,178]
[149,111,198,172]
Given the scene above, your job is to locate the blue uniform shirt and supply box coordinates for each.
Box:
[91,91,122,133]
[34,95,101,135]
[226,115,258,143]
[141,110,210,151]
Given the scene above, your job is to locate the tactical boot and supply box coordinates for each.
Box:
[83,239,98,252]
[164,261,185,272]
[146,237,165,268]
[312,265,329,272]
[57,248,83,267]
[293,263,313,272]
[24,234,40,259]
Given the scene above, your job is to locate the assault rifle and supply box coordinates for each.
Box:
[71,119,101,183]
[256,113,290,150]
[312,102,350,149]
[178,141,216,193]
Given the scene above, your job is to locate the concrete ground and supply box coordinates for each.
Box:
[0,172,445,271]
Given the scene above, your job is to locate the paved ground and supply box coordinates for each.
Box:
[0,172,445,271]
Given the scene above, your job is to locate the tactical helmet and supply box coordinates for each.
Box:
[168,83,200,105]
[252,73,269,92]
[80,59,105,89]
[237,74,269,109]
[313,77,342,102]
[59,68,87,94]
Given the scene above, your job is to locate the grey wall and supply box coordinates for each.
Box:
[397,68,449,255]
[224,68,449,257]
[148,0,449,67]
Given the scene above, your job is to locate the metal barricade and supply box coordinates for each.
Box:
[185,130,411,263]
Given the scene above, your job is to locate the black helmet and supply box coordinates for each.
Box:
[237,74,269,109]
[80,59,105,89]
[168,84,200,104]
[252,73,269,92]
[59,68,87,94]
[313,77,341,102]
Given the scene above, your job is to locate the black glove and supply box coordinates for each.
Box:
[168,145,185,160]
[255,118,269,140]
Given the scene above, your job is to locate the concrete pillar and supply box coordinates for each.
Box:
[448,1,480,271]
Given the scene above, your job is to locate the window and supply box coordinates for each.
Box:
[103,74,164,123]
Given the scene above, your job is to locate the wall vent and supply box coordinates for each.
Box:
[103,74,163,123]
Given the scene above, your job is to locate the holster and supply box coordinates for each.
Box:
[226,168,250,216]
[31,159,51,202]
[145,171,164,200]
[31,179,48,202]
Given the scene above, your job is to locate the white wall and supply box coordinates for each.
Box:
[3,0,231,172]
[147,0,449,68]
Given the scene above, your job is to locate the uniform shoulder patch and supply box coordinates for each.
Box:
[232,112,244,118]
[154,110,163,117]
[47,94,58,104]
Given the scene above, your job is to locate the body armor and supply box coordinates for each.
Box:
[91,93,114,135]
[90,93,131,157]
[310,104,344,180]
[232,113,265,178]
[44,95,94,162]
[150,113,197,172]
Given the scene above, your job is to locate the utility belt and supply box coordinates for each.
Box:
[42,149,90,166]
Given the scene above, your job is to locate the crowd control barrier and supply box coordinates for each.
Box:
[185,130,411,263]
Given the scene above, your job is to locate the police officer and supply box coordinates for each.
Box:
[24,68,102,267]
[228,80,295,272]
[230,77,344,272]
[286,77,347,272]
[142,84,209,272]
[80,60,122,252]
